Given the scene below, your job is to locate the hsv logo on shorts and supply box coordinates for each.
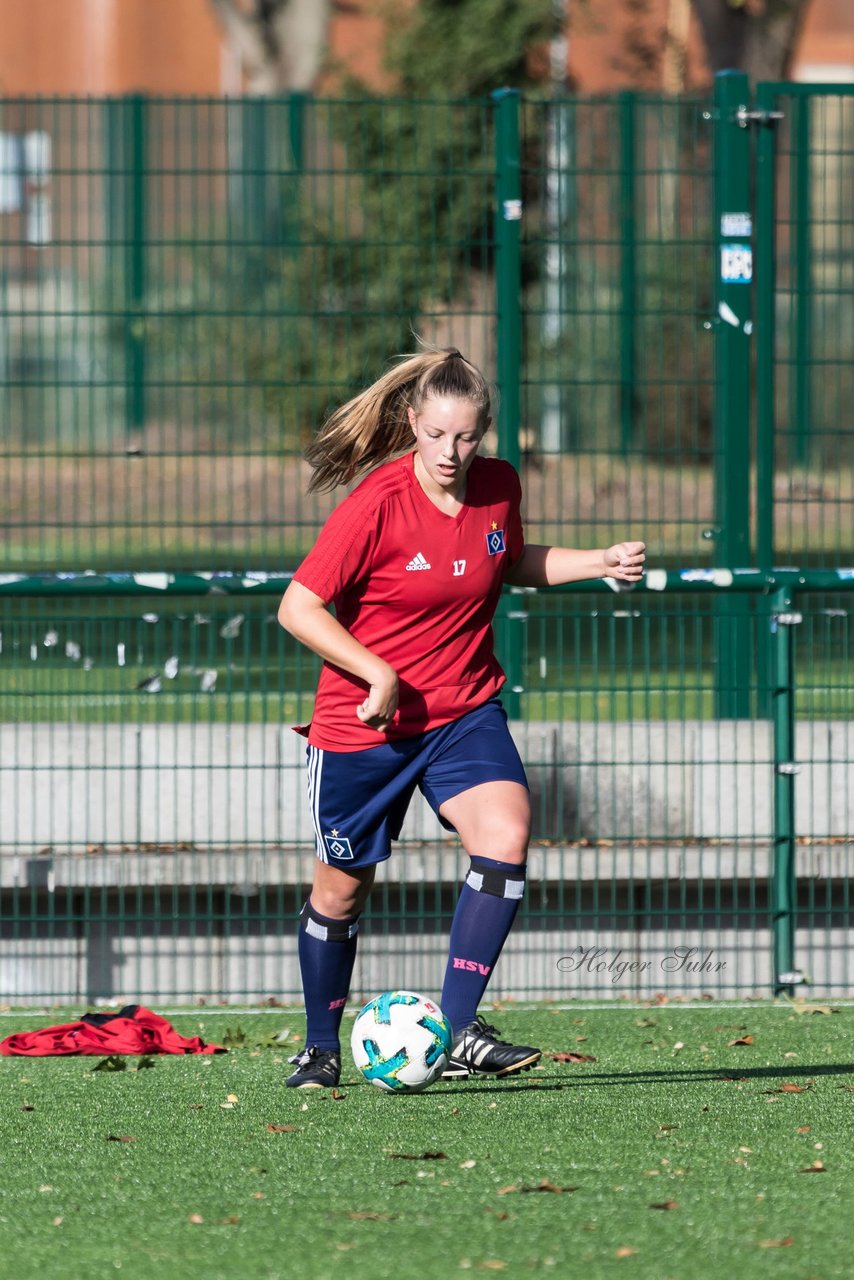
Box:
[405,551,431,571]
[324,832,354,860]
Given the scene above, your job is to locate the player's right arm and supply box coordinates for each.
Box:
[278,580,399,730]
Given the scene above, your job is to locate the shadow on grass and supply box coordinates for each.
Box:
[549,1060,854,1088]
[432,1060,854,1094]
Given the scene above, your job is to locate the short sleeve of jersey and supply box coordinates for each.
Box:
[292,486,380,604]
[501,463,524,570]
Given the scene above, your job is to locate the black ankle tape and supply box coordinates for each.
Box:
[300,900,359,942]
[465,864,526,900]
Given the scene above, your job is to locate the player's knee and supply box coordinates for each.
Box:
[309,869,374,919]
[483,815,530,862]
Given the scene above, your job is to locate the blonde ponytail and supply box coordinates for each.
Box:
[305,346,492,492]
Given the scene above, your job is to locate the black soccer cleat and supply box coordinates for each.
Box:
[442,1016,542,1079]
[285,1046,341,1089]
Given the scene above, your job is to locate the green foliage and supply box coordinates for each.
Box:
[381,0,558,97]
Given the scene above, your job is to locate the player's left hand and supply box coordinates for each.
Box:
[603,541,646,582]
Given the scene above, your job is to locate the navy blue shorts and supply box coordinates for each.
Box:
[306,699,528,868]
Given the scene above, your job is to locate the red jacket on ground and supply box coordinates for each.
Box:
[0,1004,225,1055]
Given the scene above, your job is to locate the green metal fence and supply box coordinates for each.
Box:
[1,569,852,1003]
[1,82,853,1004]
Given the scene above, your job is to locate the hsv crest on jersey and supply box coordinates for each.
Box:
[324,833,354,860]
[405,551,432,571]
[486,529,506,556]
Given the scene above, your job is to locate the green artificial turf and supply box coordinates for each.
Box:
[3,1001,854,1279]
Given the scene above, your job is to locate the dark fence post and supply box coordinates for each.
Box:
[619,90,638,453]
[713,71,753,718]
[126,94,147,435]
[493,88,524,718]
[770,585,799,994]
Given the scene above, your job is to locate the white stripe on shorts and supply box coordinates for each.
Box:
[306,744,326,861]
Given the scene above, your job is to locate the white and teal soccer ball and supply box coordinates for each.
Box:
[350,990,453,1093]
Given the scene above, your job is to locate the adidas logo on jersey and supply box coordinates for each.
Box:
[405,551,432,571]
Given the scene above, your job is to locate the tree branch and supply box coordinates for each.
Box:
[208,0,332,93]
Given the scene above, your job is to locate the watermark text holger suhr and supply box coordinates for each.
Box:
[557,946,726,984]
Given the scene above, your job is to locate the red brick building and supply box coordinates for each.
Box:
[0,0,849,96]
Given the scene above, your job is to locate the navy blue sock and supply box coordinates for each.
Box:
[297,900,360,1052]
[440,856,527,1034]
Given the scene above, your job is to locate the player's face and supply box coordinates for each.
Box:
[408,396,488,499]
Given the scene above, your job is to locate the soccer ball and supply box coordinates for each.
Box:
[350,990,453,1093]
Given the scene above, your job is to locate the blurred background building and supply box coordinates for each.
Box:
[0,0,850,97]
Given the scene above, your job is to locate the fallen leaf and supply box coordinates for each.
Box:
[460,1159,477,1169]
[787,998,837,1016]
[547,1051,597,1064]
[758,1238,795,1249]
[499,1180,577,1195]
[52,1217,63,1227]
[91,1056,126,1072]
[226,1094,239,1103]
[649,1200,679,1210]
[219,1215,241,1225]
[187,1214,204,1224]
[348,1211,397,1221]
[728,1035,754,1047]
[797,1126,811,1133]
[800,1161,826,1173]
[331,1089,346,1100]
[658,1125,679,1132]
[615,1247,637,1258]
[105,1134,136,1143]
[388,1152,448,1161]
[20,1105,35,1112]
[776,1083,811,1093]
[266,1124,300,1133]
[475,1264,507,1272]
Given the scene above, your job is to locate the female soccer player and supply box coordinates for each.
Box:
[278,347,645,1087]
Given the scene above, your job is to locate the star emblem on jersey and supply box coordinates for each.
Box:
[486,528,506,556]
[405,551,431,571]
[491,521,498,531]
[324,833,354,860]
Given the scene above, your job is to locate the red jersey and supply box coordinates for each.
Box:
[292,452,524,750]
